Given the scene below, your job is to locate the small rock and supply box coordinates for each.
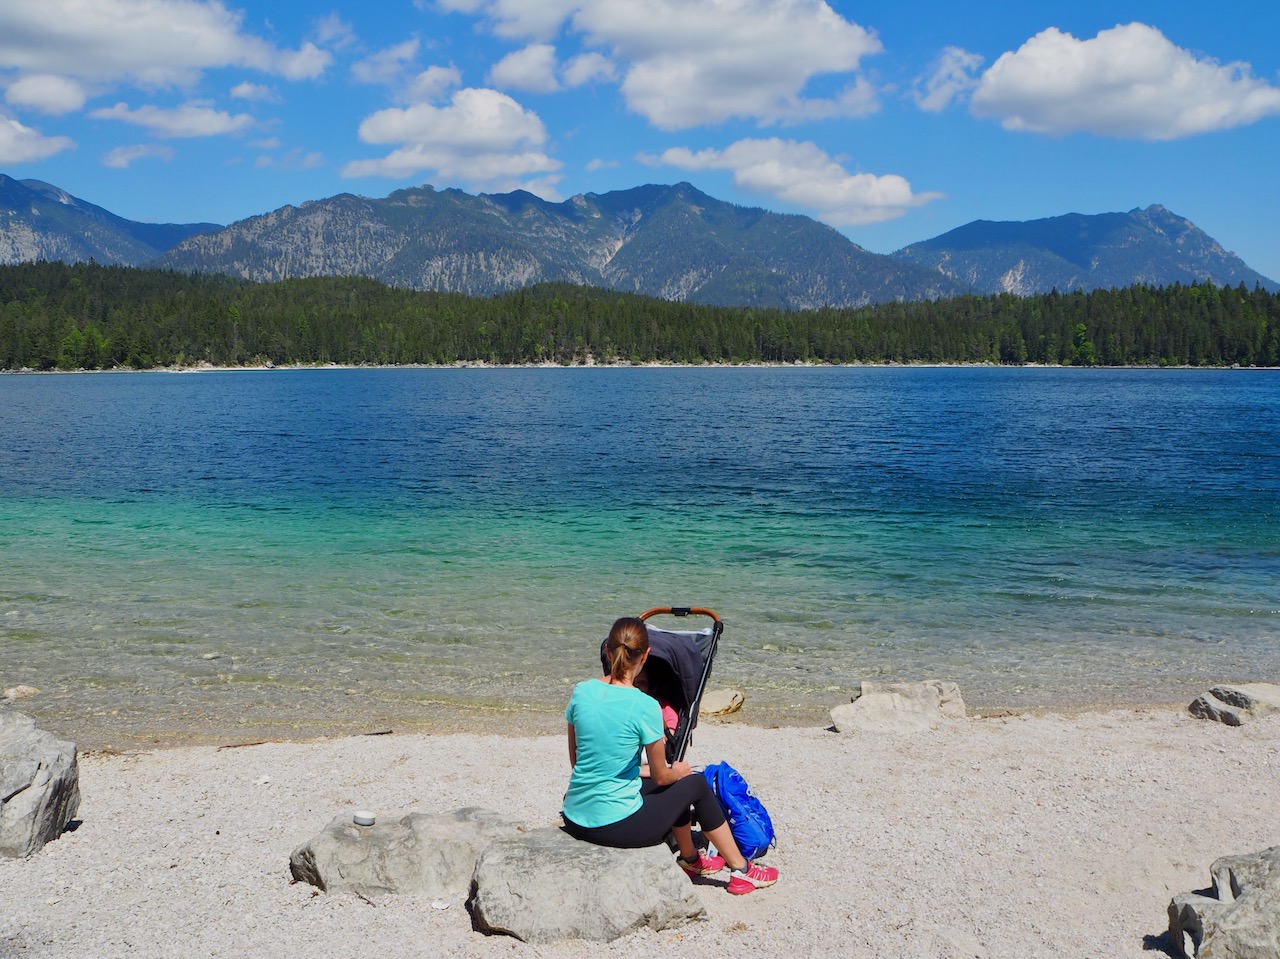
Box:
[2,685,39,702]
[700,688,745,716]
[1188,683,1280,726]
[830,680,967,734]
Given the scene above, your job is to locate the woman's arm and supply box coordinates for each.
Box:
[644,739,692,786]
[567,722,577,768]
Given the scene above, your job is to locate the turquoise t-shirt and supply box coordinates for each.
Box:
[562,679,665,828]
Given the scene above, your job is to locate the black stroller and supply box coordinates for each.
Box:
[600,606,723,763]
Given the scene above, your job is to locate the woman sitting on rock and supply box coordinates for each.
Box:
[561,616,777,895]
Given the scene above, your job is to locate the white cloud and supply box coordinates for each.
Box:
[915,47,983,113]
[971,23,1280,140]
[562,52,614,87]
[343,86,561,193]
[405,66,463,102]
[488,44,560,93]
[254,147,324,170]
[0,114,75,162]
[452,0,882,129]
[102,143,174,168]
[90,100,255,137]
[352,40,420,86]
[0,0,331,87]
[436,0,580,42]
[5,74,88,114]
[313,13,357,51]
[656,137,941,226]
[272,43,330,81]
[585,157,617,171]
[230,81,275,101]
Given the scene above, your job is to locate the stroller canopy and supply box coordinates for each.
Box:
[599,608,723,762]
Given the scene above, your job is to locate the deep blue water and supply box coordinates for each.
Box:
[1,367,1277,746]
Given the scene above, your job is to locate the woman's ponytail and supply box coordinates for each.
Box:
[605,617,649,682]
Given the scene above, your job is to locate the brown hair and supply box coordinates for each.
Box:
[604,617,649,683]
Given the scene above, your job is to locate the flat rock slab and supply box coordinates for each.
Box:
[1169,845,1280,958]
[471,827,706,943]
[830,680,966,734]
[1188,683,1280,726]
[0,711,80,858]
[289,806,523,899]
[700,688,745,717]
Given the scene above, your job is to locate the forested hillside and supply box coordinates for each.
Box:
[1,262,1276,370]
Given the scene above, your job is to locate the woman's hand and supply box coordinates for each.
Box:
[646,740,681,786]
[670,760,693,779]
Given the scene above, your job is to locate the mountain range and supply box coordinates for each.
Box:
[0,175,220,267]
[2,173,1274,309]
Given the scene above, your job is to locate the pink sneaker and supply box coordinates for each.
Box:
[678,852,726,878]
[726,861,778,895]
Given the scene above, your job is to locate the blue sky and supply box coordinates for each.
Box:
[2,0,1278,280]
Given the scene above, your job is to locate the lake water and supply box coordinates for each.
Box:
[1,366,1277,748]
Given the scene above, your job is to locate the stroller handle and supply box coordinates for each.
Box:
[637,607,723,765]
[639,606,721,623]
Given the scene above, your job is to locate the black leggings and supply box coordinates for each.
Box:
[563,774,728,848]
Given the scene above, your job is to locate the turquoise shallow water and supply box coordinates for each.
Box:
[1,367,1277,747]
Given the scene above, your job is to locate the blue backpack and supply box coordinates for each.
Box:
[702,761,775,860]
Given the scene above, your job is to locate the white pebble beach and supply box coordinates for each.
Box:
[3,707,1279,959]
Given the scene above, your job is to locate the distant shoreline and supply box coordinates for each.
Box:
[4,359,1275,374]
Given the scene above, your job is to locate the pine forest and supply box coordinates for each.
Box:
[2,262,1277,371]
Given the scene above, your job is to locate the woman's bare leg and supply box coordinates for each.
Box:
[702,822,748,871]
[672,822,698,860]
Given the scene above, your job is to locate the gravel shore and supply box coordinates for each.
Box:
[3,707,1278,959]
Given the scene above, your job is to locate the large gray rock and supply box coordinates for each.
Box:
[830,680,966,734]
[289,806,523,899]
[0,711,80,858]
[1169,845,1280,958]
[471,828,706,943]
[1188,684,1280,726]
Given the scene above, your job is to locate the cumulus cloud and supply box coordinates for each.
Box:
[102,143,175,168]
[563,52,615,87]
[5,74,88,114]
[405,65,463,102]
[971,22,1280,140]
[272,43,330,82]
[0,0,331,87]
[90,100,255,137]
[445,0,882,129]
[342,86,561,193]
[436,0,581,42]
[488,44,560,93]
[230,81,275,101]
[0,115,75,163]
[915,47,983,113]
[655,137,941,226]
[352,40,420,86]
